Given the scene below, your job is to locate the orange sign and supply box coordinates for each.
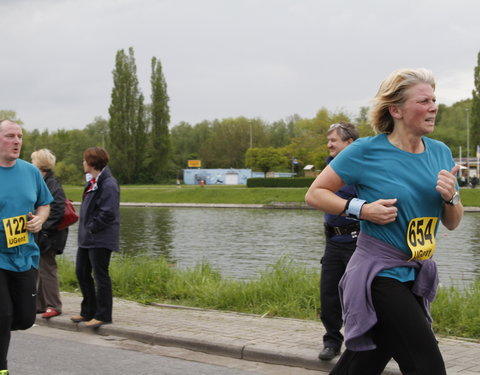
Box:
[188,160,201,168]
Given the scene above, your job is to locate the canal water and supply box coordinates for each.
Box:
[63,207,480,287]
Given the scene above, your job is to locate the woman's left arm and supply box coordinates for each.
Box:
[441,203,464,230]
[436,166,464,230]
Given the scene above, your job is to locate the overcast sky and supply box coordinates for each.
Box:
[1,0,479,132]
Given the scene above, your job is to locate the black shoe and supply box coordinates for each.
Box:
[318,347,340,361]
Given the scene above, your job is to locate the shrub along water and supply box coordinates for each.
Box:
[57,255,480,340]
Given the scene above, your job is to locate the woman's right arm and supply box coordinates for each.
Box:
[305,165,349,215]
[305,165,398,225]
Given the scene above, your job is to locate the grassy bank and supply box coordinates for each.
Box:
[58,256,320,320]
[64,185,480,206]
[64,185,309,205]
[58,255,480,340]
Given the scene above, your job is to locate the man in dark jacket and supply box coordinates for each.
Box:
[318,122,359,361]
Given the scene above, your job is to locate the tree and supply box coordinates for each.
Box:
[170,121,213,168]
[432,99,471,156]
[108,47,146,184]
[268,120,292,147]
[199,117,269,168]
[355,106,375,137]
[472,51,480,153]
[85,116,109,148]
[148,56,170,181]
[55,161,83,185]
[0,110,22,122]
[245,147,289,173]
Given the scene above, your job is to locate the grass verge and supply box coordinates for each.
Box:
[63,185,479,206]
[58,255,480,340]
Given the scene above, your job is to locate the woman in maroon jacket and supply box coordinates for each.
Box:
[71,147,120,328]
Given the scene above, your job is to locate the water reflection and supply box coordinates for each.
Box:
[435,211,480,286]
[63,208,480,286]
[120,207,174,258]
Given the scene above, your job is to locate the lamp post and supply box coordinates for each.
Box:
[249,122,253,149]
[466,108,470,185]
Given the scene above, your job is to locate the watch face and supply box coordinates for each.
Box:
[451,192,460,205]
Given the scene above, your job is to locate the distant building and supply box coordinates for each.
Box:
[183,169,297,185]
[183,168,253,185]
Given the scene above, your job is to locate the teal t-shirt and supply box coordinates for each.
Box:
[0,159,53,272]
[330,134,456,282]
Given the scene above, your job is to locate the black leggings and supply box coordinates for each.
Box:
[0,268,37,370]
[330,277,446,375]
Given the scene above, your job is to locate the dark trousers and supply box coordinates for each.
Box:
[320,239,356,351]
[76,247,113,322]
[330,277,446,375]
[0,268,37,370]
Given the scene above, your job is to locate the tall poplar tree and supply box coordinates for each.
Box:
[148,56,170,181]
[472,51,480,154]
[108,47,146,184]
[0,110,21,122]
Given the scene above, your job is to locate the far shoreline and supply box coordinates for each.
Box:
[91,201,480,212]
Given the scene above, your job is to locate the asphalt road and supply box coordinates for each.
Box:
[8,325,325,375]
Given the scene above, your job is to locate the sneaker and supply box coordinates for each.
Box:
[318,346,340,361]
[42,308,61,319]
[0,369,9,375]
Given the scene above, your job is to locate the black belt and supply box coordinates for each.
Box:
[324,222,360,238]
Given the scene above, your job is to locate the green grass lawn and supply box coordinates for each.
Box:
[64,184,479,206]
[64,184,310,205]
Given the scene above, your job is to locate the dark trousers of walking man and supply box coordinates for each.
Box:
[319,239,356,359]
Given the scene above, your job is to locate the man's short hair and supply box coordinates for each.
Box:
[327,122,359,141]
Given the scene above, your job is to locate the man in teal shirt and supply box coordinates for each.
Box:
[0,119,52,374]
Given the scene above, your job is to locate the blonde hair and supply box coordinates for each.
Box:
[369,68,436,134]
[31,148,56,171]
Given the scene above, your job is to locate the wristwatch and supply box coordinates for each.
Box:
[444,191,460,205]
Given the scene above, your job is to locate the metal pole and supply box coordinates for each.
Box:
[477,145,480,178]
[466,108,470,185]
[249,122,253,149]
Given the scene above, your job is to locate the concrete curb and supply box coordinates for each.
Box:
[35,315,330,371]
[35,314,403,373]
[38,293,480,374]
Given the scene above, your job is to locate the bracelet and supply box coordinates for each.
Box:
[345,198,367,220]
[338,197,353,217]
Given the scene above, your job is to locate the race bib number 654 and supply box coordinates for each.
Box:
[3,215,29,248]
[406,217,438,261]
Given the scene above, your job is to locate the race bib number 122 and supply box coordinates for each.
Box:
[3,215,29,248]
[406,217,438,261]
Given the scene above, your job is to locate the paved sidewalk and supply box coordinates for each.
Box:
[36,292,480,374]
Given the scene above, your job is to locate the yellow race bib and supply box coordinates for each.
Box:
[406,217,438,261]
[3,215,29,248]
